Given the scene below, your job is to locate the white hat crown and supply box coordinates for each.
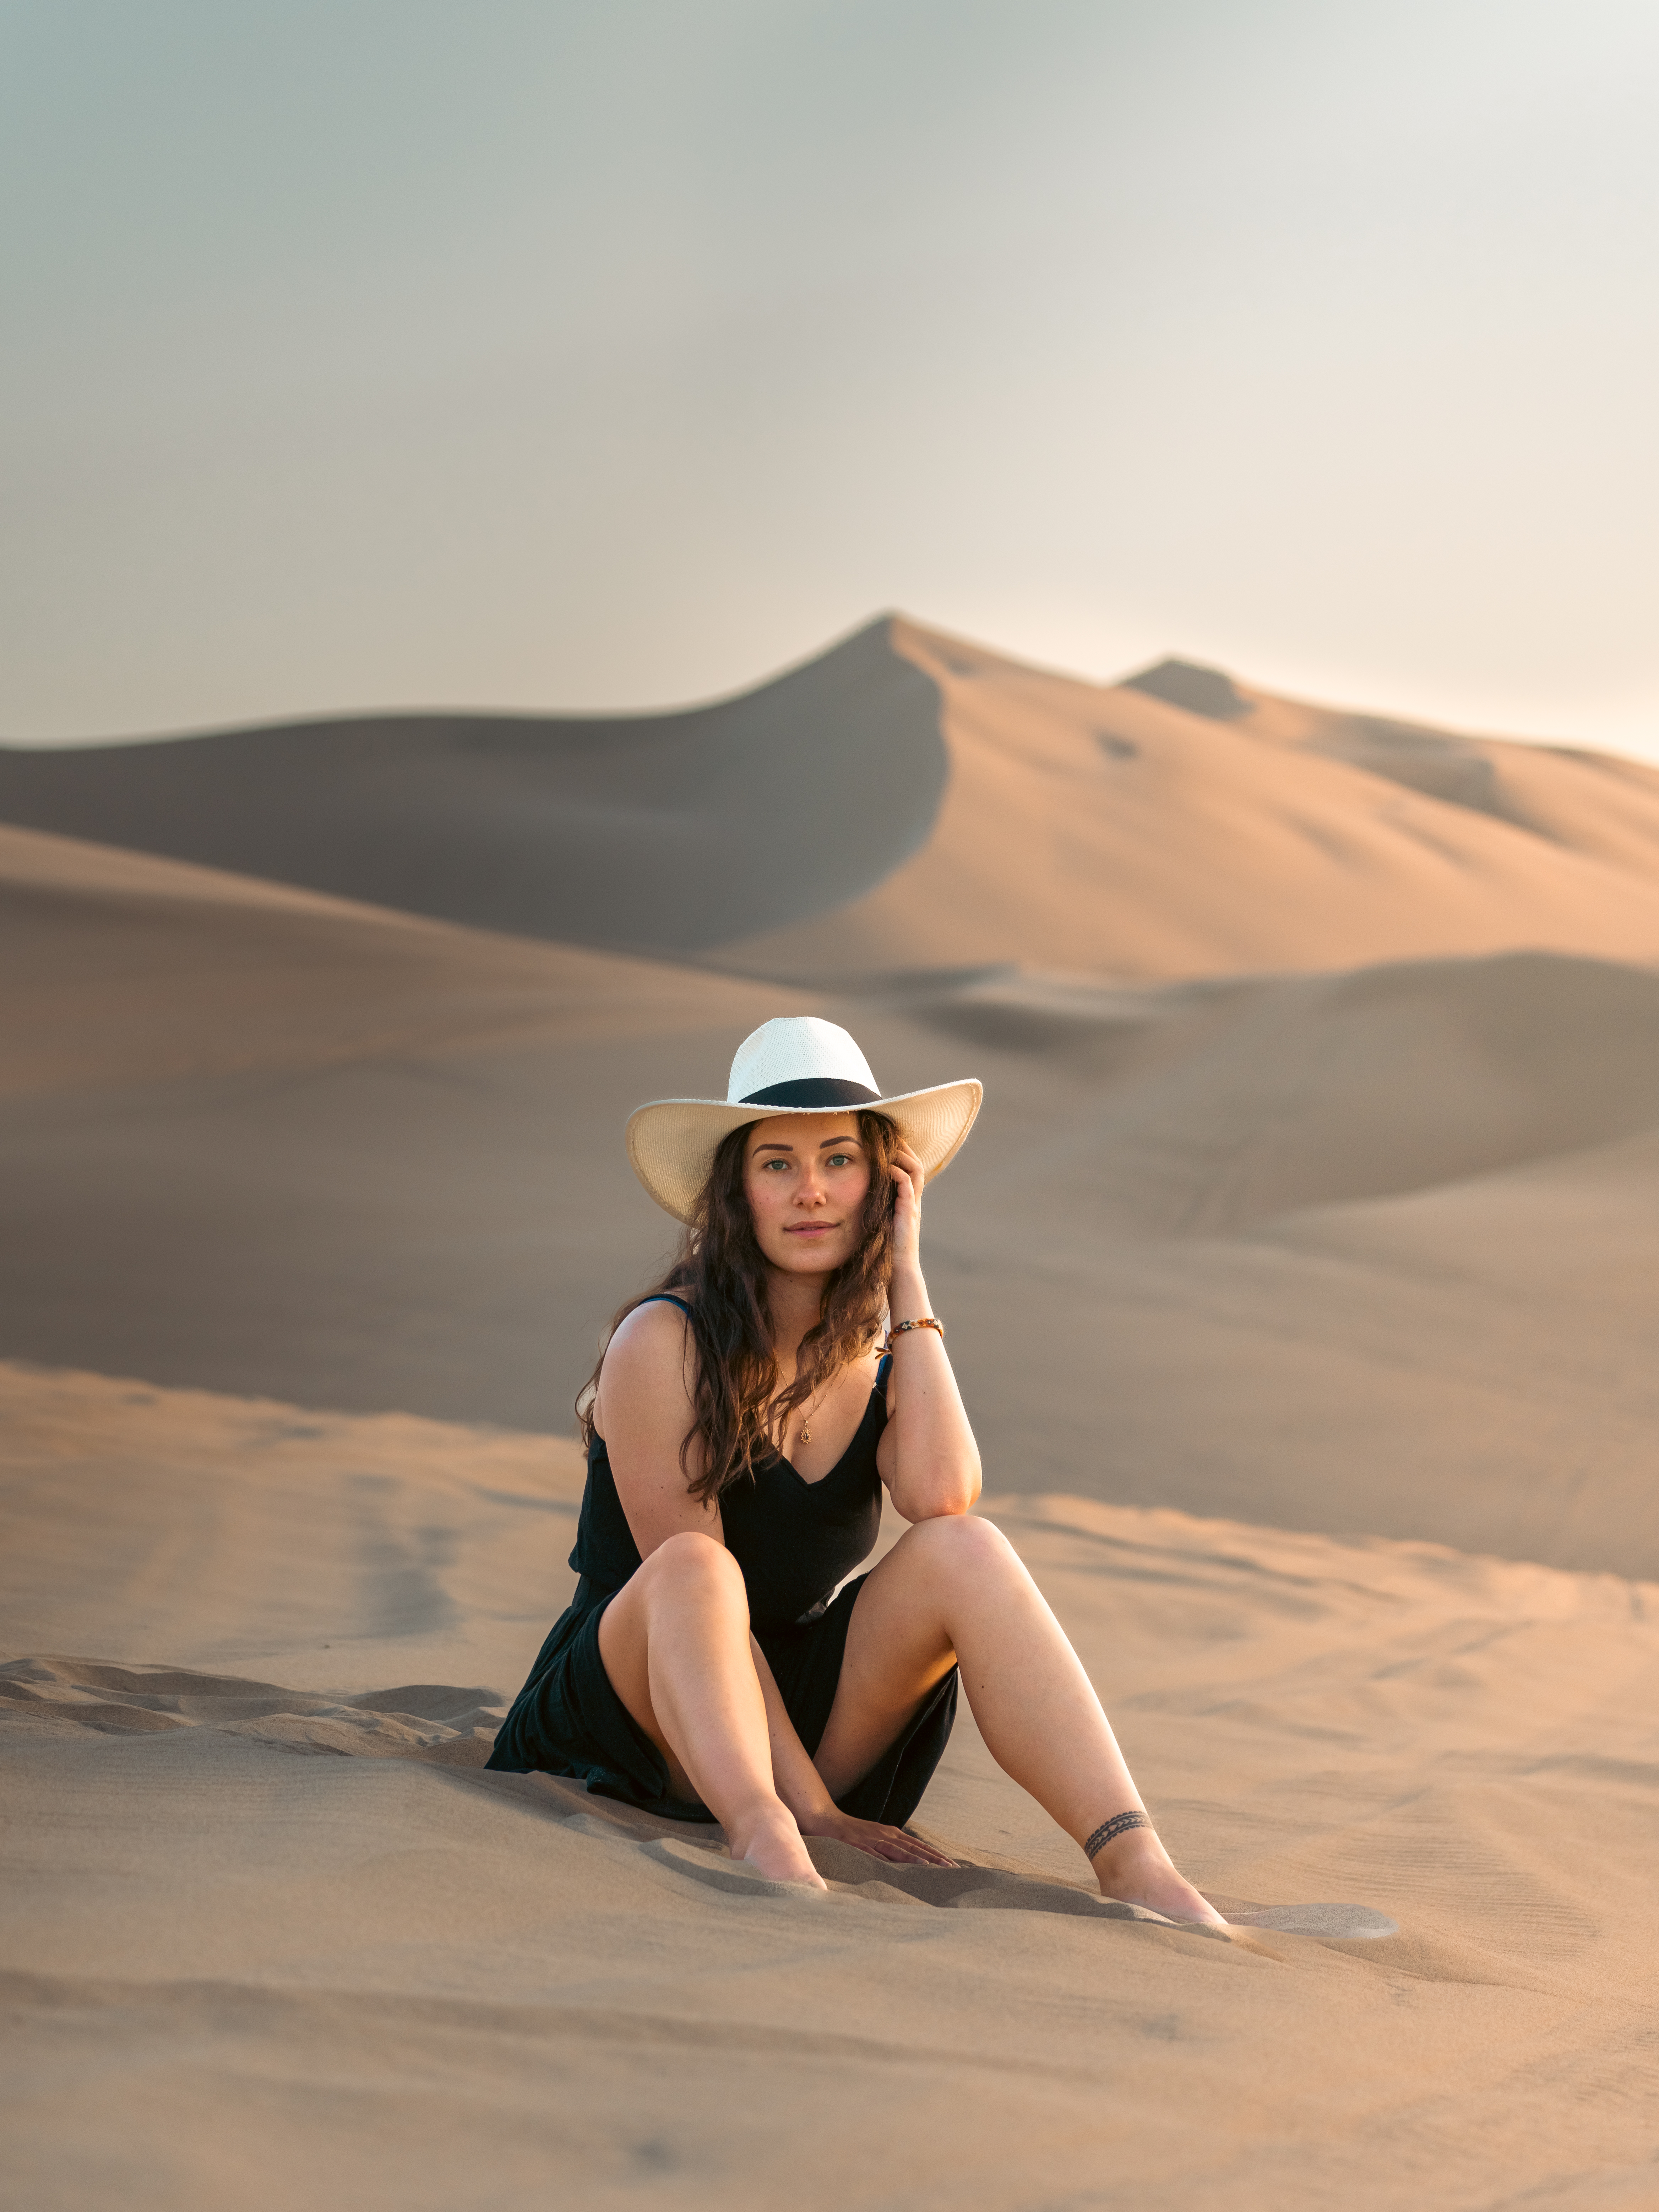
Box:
[726,1018,881,1110]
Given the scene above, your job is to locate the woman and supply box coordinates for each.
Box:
[489,1017,1221,1920]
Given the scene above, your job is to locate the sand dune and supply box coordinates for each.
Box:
[1137,654,1659,875]
[0,822,787,1101]
[0,622,944,956]
[854,966,1659,1574]
[907,949,1659,1234]
[5,820,1658,1572]
[722,620,1659,979]
[7,616,1659,983]
[0,822,800,1426]
[7,622,1659,2206]
[6,1361,1659,2209]
[0,812,789,1078]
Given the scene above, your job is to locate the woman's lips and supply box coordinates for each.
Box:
[786,1222,837,1235]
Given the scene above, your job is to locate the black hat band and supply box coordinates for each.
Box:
[738,1077,882,1109]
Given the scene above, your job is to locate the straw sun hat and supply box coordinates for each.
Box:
[626,1017,983,1223]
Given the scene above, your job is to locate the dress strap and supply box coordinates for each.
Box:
[636,1293,692,1315]
[876,1351,893,1392]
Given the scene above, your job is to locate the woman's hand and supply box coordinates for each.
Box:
[796,1804,956,1868]
[889,1138,926,1295]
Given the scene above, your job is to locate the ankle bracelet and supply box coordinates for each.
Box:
[1085,1810,1151,1859]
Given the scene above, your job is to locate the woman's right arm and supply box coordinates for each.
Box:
[594,1301,724,1557]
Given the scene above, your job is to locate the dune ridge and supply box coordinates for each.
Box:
[6,615,1659,983]
[718,618,1659,979]
[0,621,945,956]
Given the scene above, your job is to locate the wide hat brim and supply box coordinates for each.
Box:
[626,1079,983,1223]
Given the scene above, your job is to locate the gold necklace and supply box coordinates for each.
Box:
[795,1379,825,1446]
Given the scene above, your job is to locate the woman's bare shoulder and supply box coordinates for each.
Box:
[595,1299,696,1429]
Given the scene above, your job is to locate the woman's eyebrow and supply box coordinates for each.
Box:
[752,1133,859,1156]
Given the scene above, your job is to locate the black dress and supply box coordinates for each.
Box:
[486,1297,958,1826]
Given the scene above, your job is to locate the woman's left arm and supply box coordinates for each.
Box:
[876,1140,983,1521]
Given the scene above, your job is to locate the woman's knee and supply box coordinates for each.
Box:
[640,1530,746,1605]
[906,1511,1014,1578]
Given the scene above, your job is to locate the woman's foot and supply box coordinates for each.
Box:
[728,1803,827,1890]
[1091,1829,1226,1927]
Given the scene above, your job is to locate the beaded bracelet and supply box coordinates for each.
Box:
[883,1316,944,1350]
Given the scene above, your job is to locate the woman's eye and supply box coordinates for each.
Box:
[827,1153,853,1168]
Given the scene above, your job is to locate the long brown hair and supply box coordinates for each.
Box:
[578,1110,901,1503]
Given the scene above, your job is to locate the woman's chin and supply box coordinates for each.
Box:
[768,1240,848,1276]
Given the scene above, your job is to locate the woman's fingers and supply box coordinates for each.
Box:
[890,1145,925,1216]
[847,1820,954,1866]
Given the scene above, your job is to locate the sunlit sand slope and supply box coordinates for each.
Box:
[5,1364,1659,2212]
[1136,652,1659,874]
[720,619,1659,978]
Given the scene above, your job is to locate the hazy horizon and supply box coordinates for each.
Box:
[0,608,1642,765]
[4,0,1657,760]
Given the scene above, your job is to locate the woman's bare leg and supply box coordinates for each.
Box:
[814,1516,1223,1923]
[597,1533,824,1887]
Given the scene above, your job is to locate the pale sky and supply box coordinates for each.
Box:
[4,0,1658,755]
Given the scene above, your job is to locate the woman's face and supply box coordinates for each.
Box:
[743,1113,873,1279]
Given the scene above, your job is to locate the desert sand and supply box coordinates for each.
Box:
[5,620,1659,2207]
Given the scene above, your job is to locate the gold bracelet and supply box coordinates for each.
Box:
[883,1317,944,1350]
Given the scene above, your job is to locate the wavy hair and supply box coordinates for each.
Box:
[578,1110,900,1503]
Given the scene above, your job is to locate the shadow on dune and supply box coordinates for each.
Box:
[0,620,946,956]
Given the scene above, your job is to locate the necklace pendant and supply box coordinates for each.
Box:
[800,1422,810,1443]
